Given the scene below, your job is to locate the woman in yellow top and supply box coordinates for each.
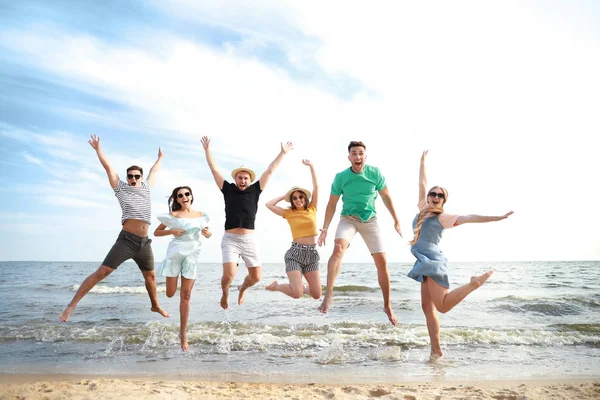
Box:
[265,159,321,300]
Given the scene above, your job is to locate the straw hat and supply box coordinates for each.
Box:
[285,186,311,203]
[231,165,256,182]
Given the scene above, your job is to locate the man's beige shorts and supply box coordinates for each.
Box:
[221,232,261,268]
[334,216,385,254]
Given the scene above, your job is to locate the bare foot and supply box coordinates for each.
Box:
[265,280,278,291]
[384,306,398,326]
[318,296,332,313]
[59,305,75,322]
[151,306,171,318]
[220,291,229,310]
[237,284,247,305]
[470,270,494,289]
[429,350,444,362]
[180,333,189,352]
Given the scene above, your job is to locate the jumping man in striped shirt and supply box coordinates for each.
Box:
[59,134,170,322]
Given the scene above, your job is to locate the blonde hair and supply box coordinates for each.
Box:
[409,186,449,245]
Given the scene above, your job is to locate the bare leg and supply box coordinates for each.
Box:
[141,269,170,318]
[265,271,304,299]
[59,265,114,322]
[372,252,397,326]
[421,280,443,360]
[165,276,178,298]
[238,266,261,305]
[303,270,322,300]
[318,239,349,313]
[179,277,195,351]
[428,271,494,313]
[220,262,238,310]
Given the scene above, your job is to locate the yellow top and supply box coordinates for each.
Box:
[283,205,318,240]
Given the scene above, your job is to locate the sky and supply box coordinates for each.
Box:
[1,0,599,263]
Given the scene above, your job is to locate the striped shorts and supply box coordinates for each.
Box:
[284,242,320,274]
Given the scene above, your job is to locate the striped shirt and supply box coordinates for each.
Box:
[114,180,152,225]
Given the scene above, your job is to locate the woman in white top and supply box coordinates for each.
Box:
[154,186,212,351]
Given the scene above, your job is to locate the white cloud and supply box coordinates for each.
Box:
[23,152,43,165]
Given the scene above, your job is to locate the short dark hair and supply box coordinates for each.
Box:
[127,165,144,175]
[348,141,366,152]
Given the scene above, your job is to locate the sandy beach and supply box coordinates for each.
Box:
[0,375,598,400]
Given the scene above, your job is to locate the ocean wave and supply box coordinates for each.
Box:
[1,321,598,350]
[332,285,379,293]
[491,295,597,316]
[71,285,167,294]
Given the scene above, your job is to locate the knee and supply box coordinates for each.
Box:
[144,272,156,283]
[421,302,435,316]
[221,272,235,282]
[332,243,346,259]
[249,270,261,283]
[290,290,303,299]
[373,254,387,269]
[310,288,322,300]
[166,290,176,298]
[180,290,192,302]
[437,306,450,314]
[96,267,113,279]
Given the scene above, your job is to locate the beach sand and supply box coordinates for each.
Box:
[0,375,598,400]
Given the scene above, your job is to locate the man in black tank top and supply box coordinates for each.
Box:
[201,136,293,310]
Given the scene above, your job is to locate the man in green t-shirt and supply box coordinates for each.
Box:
[317,141,402,325]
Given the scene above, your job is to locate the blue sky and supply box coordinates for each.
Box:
[1,0,599,263]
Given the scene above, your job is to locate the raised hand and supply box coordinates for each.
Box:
[281,141,294,154]
[88,134,101,150]
[201,136,210,150]
[302,159,312,167]
[421,150,429,161]
[157,147,164,159]
[501,211,514,220]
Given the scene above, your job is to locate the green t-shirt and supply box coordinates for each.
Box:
[331,165,386,222]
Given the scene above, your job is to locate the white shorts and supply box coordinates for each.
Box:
[221,232,261,268]
[335,216,385,254]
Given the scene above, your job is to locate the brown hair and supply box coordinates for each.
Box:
[348,141,366,152]
[409,186,449,245]
[127,165,143,175]
[168,186,194,212]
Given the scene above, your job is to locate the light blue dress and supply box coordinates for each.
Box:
[407,214,451,288]
[157,213,209,279]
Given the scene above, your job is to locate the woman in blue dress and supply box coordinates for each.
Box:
[154,186,212,351]
[408,150,513,360]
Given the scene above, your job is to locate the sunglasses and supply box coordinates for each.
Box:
[177,192,191,199]
[428,192,445,199]
[127,174,141,180]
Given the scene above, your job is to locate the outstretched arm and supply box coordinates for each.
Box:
[258,141,294,190]
[201,136,225,190]
[455,211,514,226]
[89,134,119,189]
[265,195,286,217]
[317,194,339,246]
[153,223,185,237]
[304,159,319,207]
[419,150,428,203]
[379,187,402,237]
[146,147,164,187]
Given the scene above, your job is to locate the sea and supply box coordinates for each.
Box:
[0,260,598,383]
